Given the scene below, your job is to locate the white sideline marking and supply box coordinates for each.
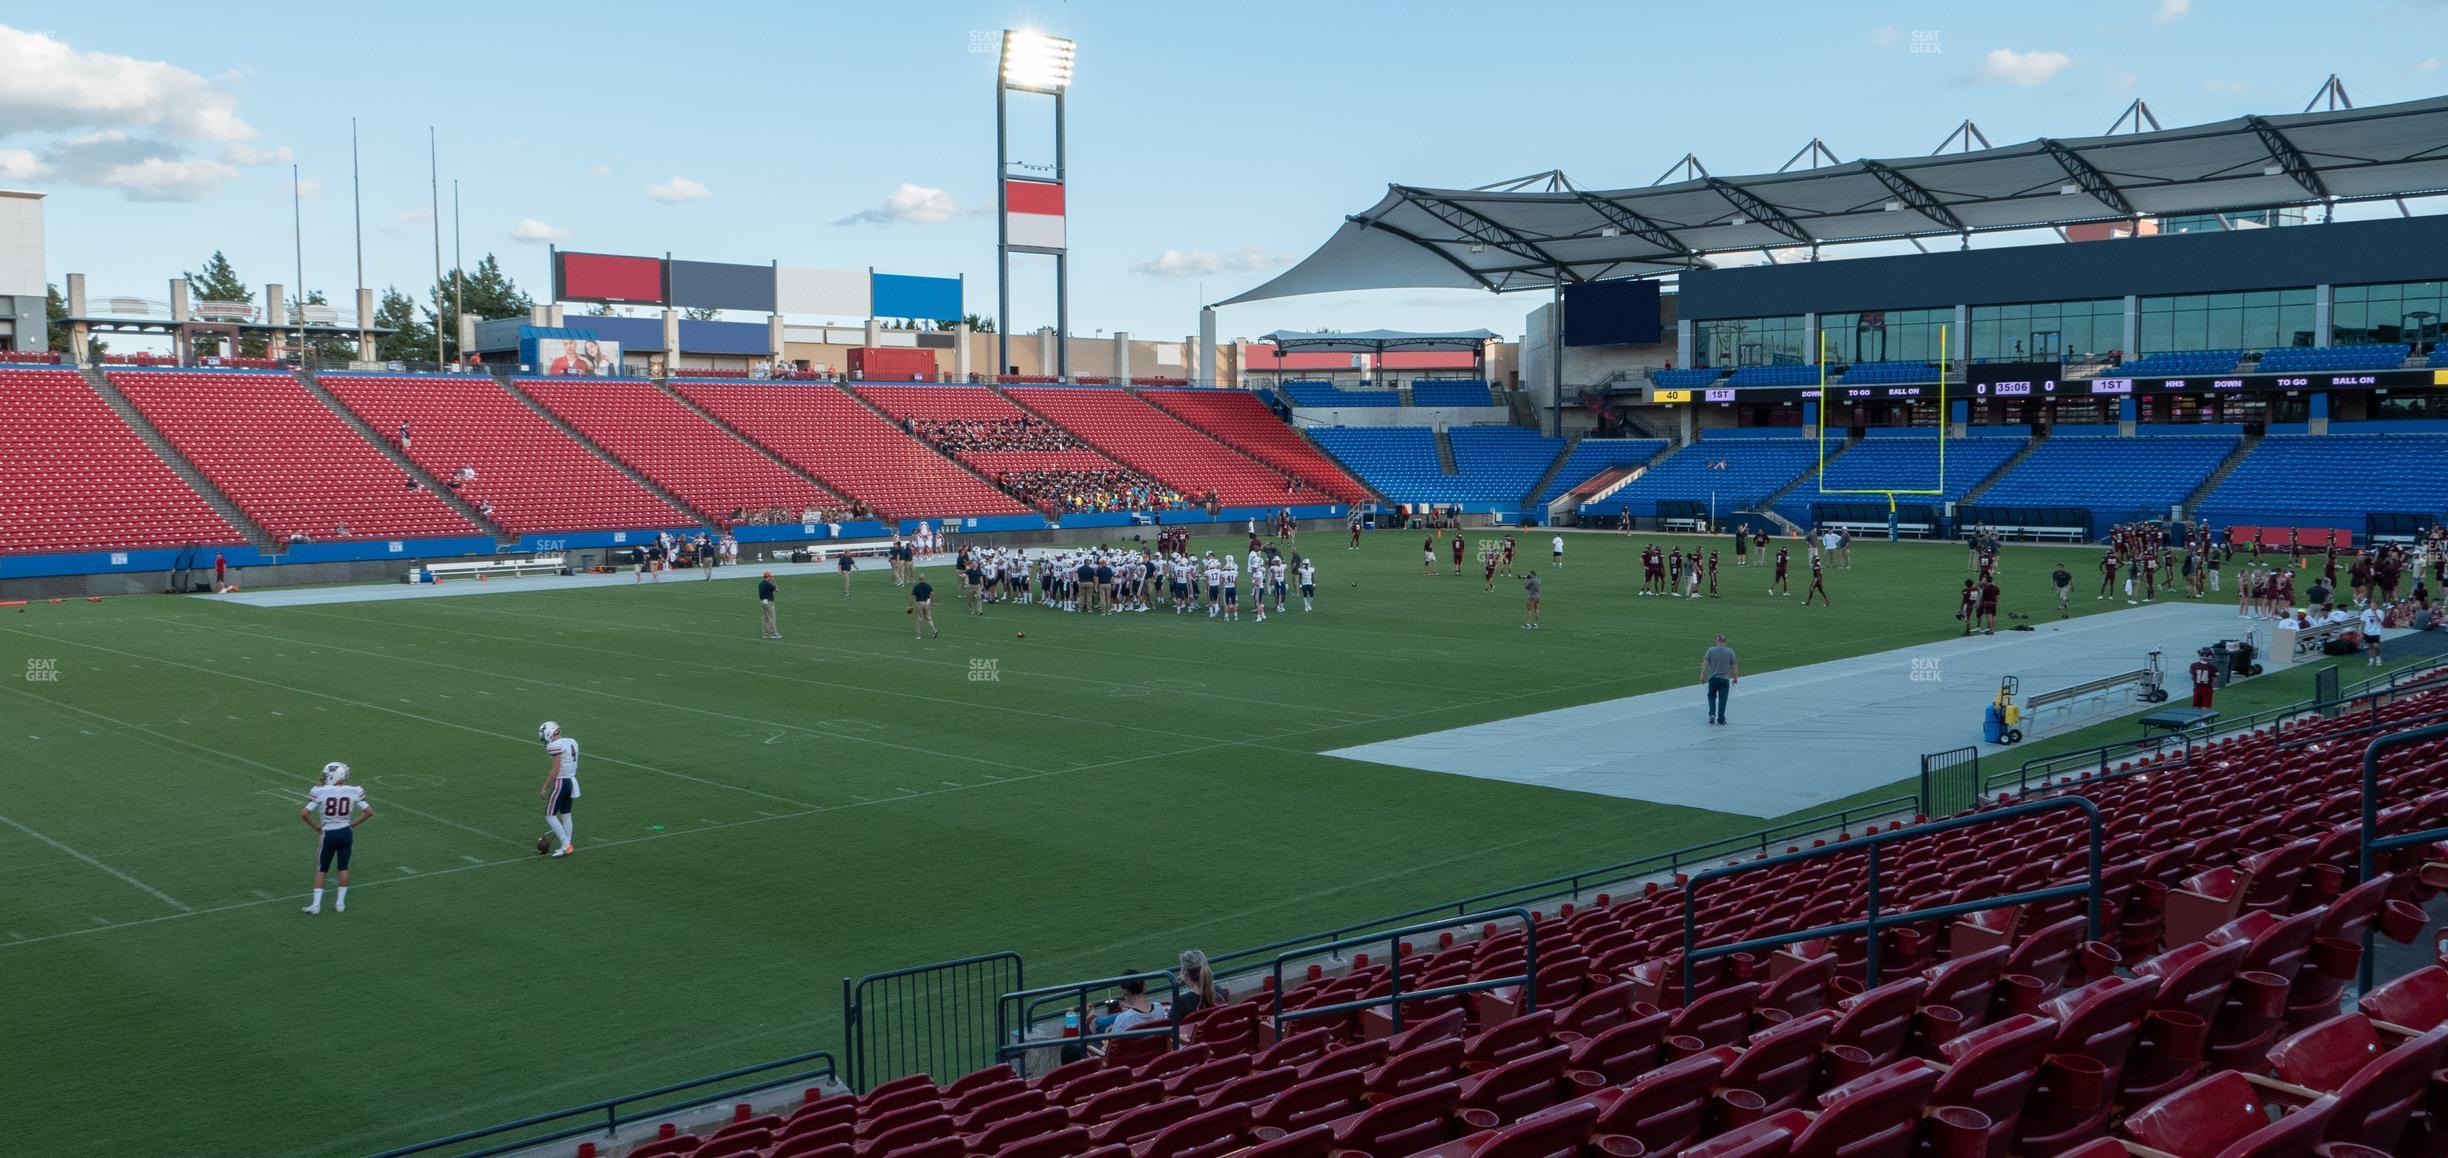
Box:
[90,916,110,926]
[463,855,484,864]
[251,890,273,900]
[397,866,417,874]
[0,815,192,912]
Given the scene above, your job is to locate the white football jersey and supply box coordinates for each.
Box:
[1299,562,1316,586]
[546,736,581,794]
[307,784,367,832]
[1269,561,1288,584]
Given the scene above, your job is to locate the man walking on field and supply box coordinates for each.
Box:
[1700,635,1738,726]
[758,571,780,640]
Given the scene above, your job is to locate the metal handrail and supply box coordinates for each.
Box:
[2357,721,2448,990]
[362,1050,837,1158]
[1206,796,1915,979]
[996,969,1180,1065]
[841,950,1021,1092]
[1680,796,2102,996]
[1272,908,1537,1036]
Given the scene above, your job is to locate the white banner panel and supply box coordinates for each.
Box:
[775,266,868,317]
[1006,211,1066,251]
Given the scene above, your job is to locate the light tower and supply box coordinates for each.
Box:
[995,30,1074,380]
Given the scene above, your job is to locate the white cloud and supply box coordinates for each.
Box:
[645,174,709,203]
[584,163,612,178]
[0,147,48,180]
[1131,247,1297,278]
[292,177,321,197]
[1870,25,1900,47]
[1976,48,2072,87]
[2152,0,2191,23]
[2204,78,2248,96]
[96,156,239,202]
[836,182,961,225]
[0,24,255,142]
[509,218,570,244]
[221,142,293,166]
[397,207,434,225]
[2422,58,2441,72]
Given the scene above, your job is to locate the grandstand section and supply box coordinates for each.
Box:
[1783,434,2026,529]
[108,370,479,543]
[2254,343,2412,374]
[0,367,242,553]
[1968,435,2238,535]
[315,373,692,535]
[1135,388,1372,503]
[1305,427,1447,505]
[853,384,1160,515]
[675,381,1029,520]
[1444,425,1566,505]
[2106,350,2244,377]
[516,377,846,525]
[1408,379,1494,407]
[1581,436,1820,521]
[1005,385,1336,507]
[2196,432,2448,531]
[1280,380,1397,407]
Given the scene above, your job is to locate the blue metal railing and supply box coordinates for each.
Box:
[1681,796,2102,997]
[362,1050,837,1158]
[2358,721,2448,990]
[1271,908,1538,1036]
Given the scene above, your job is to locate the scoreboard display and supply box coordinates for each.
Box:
[1647,367,2448,404]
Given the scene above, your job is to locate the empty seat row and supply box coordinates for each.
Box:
[0,368,241,553]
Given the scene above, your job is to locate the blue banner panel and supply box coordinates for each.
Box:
[280,536,498,565]
[870,273,963,321]
[0,543,258,580]
[1563,279,1663,347]
[676,318,773,356]
[515,529,699,552]
[669,260,777,312]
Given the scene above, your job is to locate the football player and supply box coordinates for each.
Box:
[539,721,581,857]
[300,761,371,914]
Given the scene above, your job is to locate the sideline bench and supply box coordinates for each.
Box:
[408,556,566,584]
[1986,525,2089,543]
[1823,518,1935,539]
[2274,618,2353,659]
[2024,662,2167,734]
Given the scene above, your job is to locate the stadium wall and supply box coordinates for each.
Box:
[1289,406,1513,428]
[1678,213,2448,320]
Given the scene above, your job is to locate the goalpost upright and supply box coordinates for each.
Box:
[1812,324,1949,540]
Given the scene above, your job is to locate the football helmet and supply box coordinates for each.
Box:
[538,721,560,743]
[321,761,350,785]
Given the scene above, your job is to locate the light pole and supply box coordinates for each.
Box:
[996,30,1074,381]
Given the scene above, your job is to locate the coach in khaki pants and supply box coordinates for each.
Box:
[758,571,780,640]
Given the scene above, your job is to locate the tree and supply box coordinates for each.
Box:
[372,286,433,363]
[683,306,720,321]
[961,313,996,334]
[423,252,533,361]
[183,250,265,356]
[45,282,104,359]
[585,301,617,317]
[295,290,361,364]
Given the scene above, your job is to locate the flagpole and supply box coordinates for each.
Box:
[351,116,365,361]
[292,162,306,362]
[452,178,464,360]
[429,127,443,366]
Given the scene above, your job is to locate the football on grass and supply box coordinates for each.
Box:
[537,835,551,856]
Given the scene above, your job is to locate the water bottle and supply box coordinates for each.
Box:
[1062,1009,1079,1038]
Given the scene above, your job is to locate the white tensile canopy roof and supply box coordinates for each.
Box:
[1220,94,2448,304]
[1256,328,1500,353]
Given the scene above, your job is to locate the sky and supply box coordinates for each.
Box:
[4,0,2443,347]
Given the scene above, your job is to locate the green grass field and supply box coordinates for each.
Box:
[0,530,2375,1156]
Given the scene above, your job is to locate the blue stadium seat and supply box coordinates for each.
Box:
[1836,361,1939,386]
[1281,381,1399,408]
[1535,439,1669,505]
[1309,425,1563,506]
[1649,369,1722,388]
[2254,344,2411,374]
[1724,364,1824,388]
[2196,433,2448,530]
[1973,435,2236,530]
[2106,350,2243,377]
[1307,427,1445,504]
[1409,380,1494,407]
[1582,437,1821,518]
[1445,426,1567,504]
[2429,346,2448,369]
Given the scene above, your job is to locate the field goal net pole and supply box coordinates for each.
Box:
[1813,325,1949,541]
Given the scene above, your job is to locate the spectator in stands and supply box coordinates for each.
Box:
[450,465,476,489]
[396,421,411,450]
[1172,950,1219,1027]
[479,500,495,519]
[1099,978,1169,1037]
[333,520,350,538]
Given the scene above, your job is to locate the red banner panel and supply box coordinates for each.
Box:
[1004,179,1065,216]
[558,252,666,304]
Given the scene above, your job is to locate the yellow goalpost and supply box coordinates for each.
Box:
[1812,324,1949,538]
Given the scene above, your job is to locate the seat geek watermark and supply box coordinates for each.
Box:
[26,657,60,683]
[1911,658,1942,683]
[1911,30,1941,54]
[968,658,1001,683]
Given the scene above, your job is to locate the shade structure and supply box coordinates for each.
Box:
[1221,94,2448,305]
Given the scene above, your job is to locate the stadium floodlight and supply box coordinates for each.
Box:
[1001,31,1075,91]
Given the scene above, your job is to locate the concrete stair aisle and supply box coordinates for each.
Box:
[647,379,857,513]
[2179,433,2261,520]
[1523,436,1583,507]
[493,376,712,528]
[1959,435,2045,505]
[82,366,275,550]
[293,370,508,542]
[1434,429,1459,475]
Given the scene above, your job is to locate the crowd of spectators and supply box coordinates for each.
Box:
[908,415,1081,453]
[994,467,1183,514]
[729,499,873,525]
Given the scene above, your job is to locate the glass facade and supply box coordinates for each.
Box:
[2333,279,2448,350]
[1968,299,2123,362]
[1693,315,1806,368]
[1817,307,1952,364]
[2137,288,2316,354]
